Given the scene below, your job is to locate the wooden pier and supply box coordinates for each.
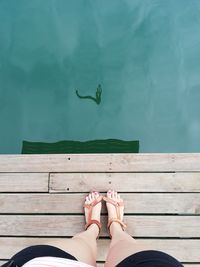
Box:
[0,153,200,266]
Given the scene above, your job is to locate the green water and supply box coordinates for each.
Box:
[0,0,200,153]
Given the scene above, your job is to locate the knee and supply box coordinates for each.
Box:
[72,235,96,252]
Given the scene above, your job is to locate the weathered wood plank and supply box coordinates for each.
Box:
[1,154,200,172]
[49,173,200,192]
[0,238,200,262]
[1,193,200,214]
[97,239,200,262]
[96,265,200,267]
[97,262,200,267]
[98,265,200,267]
[0,173,49,192]
[0,261,199,267]
[0,215,199,237]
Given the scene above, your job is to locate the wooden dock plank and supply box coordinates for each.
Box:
[0,153,200,265]
[1,154,200,172]
[49,173,200,192]
[0,215,199,237]
[1,193,200,214]
[0,261,199,267]
[0,173,49,192]
[97,265,198,267]
[97,239,200,262]
[97,265,199,267]
[0,238,200,262]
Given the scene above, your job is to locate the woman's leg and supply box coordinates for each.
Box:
[44,192,102,266]
[104,191,151,267]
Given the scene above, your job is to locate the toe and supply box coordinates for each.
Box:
[85,196,89,204]
[92,192,96,201]
[88,193,92,202]
[91,192,95,200]
[111,190,115,199]
[107,190,112,198]
[94,191,99,199]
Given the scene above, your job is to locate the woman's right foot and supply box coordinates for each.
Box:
[84,191,102,238]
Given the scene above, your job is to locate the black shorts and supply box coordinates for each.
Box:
[1,245,77,267]
[1,246,183,267]
[116,250,184,267]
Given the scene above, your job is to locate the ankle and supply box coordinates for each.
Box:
[110,222,124,236]
[86,223,99,237]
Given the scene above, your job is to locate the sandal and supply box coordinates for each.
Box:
[103,194,127,238]
[83,192,103,238]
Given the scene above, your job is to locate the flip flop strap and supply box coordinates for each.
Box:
[103,196,124,207]
[83,196,103,209]
[107,218,127,232]
[85,219,102,232]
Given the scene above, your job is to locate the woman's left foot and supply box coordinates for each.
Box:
[103,190,127,237]
[84,192,102,236]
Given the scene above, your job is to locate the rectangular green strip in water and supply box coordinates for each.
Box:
[22,139,139,154]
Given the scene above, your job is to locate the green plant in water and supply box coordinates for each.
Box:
[76,84,102,105]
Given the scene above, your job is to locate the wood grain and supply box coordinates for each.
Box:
[0,260,200,267]
[1,153,200,172]
[96,265,200,267]
[0,173,49,192]
[0,215,199,237]
[1,153,200,264]
[49,172,200,192]
[1,193,200,214]
[0,238,200,262]
[0,260,199,267]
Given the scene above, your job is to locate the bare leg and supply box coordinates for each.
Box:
[44,192,102,266]
[105,191,151,267]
